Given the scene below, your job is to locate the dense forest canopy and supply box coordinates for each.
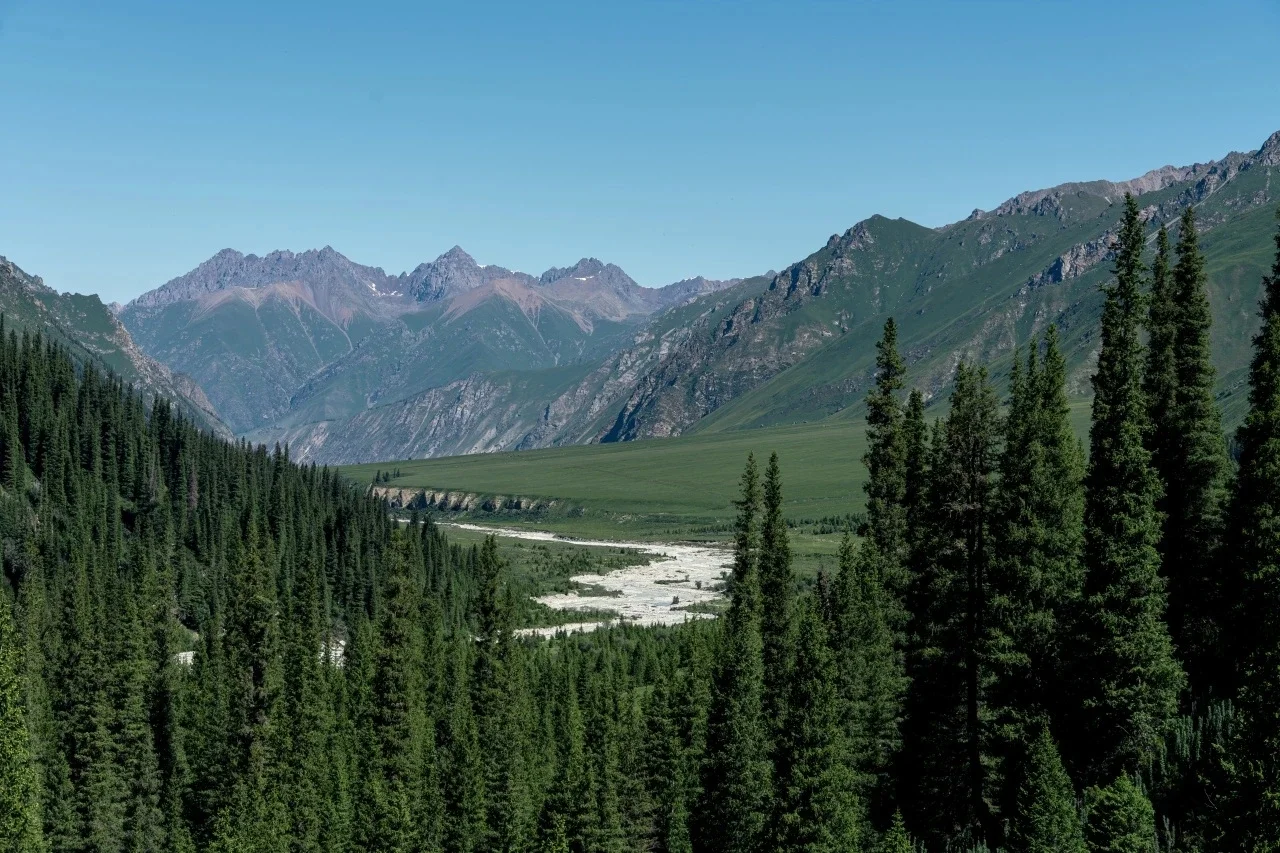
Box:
[3,201,1280,851]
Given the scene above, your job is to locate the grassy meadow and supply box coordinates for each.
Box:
[344,398,1093,577]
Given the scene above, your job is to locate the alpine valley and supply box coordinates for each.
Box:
[82,128,1280,463]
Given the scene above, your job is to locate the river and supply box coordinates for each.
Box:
[445,523,733,637]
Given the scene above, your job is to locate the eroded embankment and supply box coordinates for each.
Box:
[374,486,556,514]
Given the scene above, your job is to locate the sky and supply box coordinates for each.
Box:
[0,0,1277,304]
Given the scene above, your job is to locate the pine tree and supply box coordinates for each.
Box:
[1011,727,1086,853]
[584,659,627,853]
[642,676,691,853]
[438,643,486,853]
[830,535,900,806]
[698,455,771,853]
[219,520,288,848]
[988,329,1086,817]
[471,536,533,852]
[536,661,595,853]
[276,544,344,853]
[875,811,914,853]
[1163,205,1229,696]
[862,317,910,617]
[1144,223,1178,501]
[368,534,433,852]
[772,600,861,853]
[487,647,534,853]
[1069,194,1184,787]
[110,567,165,851]
[902,387,928,547]
[654,642,710,853]
[0,592,43,851]
[758,452,794,747]
[900,363,1000,847]
[1223,208,1280,848]
[1082,776,1156,853]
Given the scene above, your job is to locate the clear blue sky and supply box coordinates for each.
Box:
[1,0,1277,303]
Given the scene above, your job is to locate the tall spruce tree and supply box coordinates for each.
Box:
[471,536,533,853]
[535,662,592,853]
[900,363,1001,847]
[1223,208,1280,848]
[988,328,1086,818]
[582,657,627,853]
[110,567,165,851]
[642,677,692,853]
[772,599,861,853]
[862,318,910,618]
[758,452,794,747]
[1163,205,1229,696]
[903,388,928,548]
[698,455,771,853]
[1144,223,1178,501]
[438,644,486,853]
[831,535,901,808]
[368,534,434,853]
[1069,194,1184,787]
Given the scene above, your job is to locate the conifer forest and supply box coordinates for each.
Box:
[6,198,1280,852]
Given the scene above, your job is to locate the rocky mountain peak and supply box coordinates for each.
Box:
[653,275,743,307]
[540,258,603,284]
[209,247,245,264]
[0,255,51,294]
[127,245,390,310]
[539,258,639,296]
[404,246,528,303]
[830,219,878,252]
[1260,130,1280,166]
[438,245,475,265]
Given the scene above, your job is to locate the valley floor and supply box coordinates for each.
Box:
[347,404,1094,581]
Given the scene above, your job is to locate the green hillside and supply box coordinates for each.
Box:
[0,256,230,436]
[695,201,1279,436]
[623,149,1275,447]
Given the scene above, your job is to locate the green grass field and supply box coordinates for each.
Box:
[344,399,1093,576]
[346,418,873,534]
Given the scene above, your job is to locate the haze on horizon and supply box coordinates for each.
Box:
[1,0,1277,303]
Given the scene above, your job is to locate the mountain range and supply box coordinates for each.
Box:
[118,247,740,437]
[8,130,1280,465]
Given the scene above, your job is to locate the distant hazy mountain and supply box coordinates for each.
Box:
[0,256,229,437]
[225,130,1280,464]
[119,246,740,435]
